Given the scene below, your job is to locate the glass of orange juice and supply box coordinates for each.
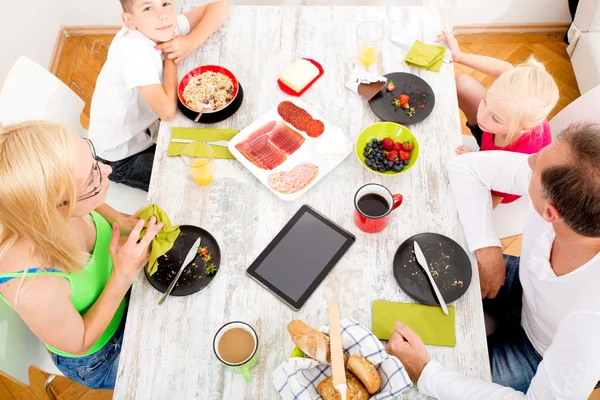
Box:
[181,141,214,186]
[356,21,383,70]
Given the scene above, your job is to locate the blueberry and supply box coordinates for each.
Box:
[372,138,378,144]
[370,163,378,170]
[365,159,371,165]
[399,165,405,170]
[379,167,385,173]
[363,152,369,157]
[404,160,409,165]
[377,139,382,145]
[367,142,372,148]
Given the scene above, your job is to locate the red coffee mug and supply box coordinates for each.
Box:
[354,183,403,233]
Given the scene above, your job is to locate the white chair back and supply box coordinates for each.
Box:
[0,56,87,137]
[549,84,600,137]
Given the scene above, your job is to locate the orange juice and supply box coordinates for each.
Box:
[358,45,377,67]
[190,159,214,186]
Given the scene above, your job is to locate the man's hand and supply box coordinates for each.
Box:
[475,246,506,299]
[385,322,430,382]
[156,35,196,64]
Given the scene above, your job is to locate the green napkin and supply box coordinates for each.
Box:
[405,40,447,73]
[137,204,181,276]
[372,300,456,347]
[168,128,240,158]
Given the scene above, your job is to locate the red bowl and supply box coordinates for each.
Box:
[178,65,239,114]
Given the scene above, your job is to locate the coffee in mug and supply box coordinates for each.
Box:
[213,321,259,382]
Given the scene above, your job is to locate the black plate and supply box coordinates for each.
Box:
[393,232,472,305]
[178,82,244,124]
[145,225,221,296]
[369,72,435,125]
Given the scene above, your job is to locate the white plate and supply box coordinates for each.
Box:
[228,98,353,201]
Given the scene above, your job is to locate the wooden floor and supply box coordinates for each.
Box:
[0,367,112,400]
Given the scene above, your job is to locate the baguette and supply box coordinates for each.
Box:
[287,320,331,364]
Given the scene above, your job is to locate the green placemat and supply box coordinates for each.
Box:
[372,300,456,347]
[405,40,446,73]
[168,128,239,158]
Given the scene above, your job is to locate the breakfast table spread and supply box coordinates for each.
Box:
[114,5,491,399]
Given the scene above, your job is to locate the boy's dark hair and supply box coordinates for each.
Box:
[541,122,600,237]
[120,0,133,12]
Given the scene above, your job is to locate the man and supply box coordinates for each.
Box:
[386,123,600,398]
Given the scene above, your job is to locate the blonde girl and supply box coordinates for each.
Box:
[0,121,163,389]
[437,31,559,204]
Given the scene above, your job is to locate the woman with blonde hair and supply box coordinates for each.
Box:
[437,30,559,205]
[0,121,163,389]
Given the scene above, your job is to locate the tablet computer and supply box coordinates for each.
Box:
[246,205,355,310]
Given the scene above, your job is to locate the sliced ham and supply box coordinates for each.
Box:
[269,122,305,154]
[268,163,319,194]
[235,120,305,170]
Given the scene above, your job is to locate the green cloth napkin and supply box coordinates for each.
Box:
[137,204,181,276]
[372,300,456,347]
[405,40,447,73]
[168,128,240,158]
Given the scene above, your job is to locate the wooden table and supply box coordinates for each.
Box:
[115,5,491,399]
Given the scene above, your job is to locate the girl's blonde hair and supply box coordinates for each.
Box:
[490,56,559,145]
[0,121,87,274]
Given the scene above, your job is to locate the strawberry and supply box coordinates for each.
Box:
[381,137,394,151]
[401,141,414,151]
[387,150,399,162]
[393,142,403,151]
[399,150,410,161]
[387,81,395,91]
[399,94,410,105]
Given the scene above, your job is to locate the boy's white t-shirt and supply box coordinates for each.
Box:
[89,14,191,162]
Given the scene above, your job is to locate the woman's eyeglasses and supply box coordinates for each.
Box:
[59,139,103,207]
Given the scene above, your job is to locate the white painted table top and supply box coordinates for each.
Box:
[114,6,491,399]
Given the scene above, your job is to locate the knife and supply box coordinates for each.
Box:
[328,301,348,400]
[413,241,449,315]
[391,39,453,64]
[158,237,202,305]
[170,139,230,147]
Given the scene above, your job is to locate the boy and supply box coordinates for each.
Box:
[89,0,230,191]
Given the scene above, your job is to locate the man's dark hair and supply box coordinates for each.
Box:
[541,122,600,237]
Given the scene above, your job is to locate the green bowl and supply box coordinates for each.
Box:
[355,122,420,175]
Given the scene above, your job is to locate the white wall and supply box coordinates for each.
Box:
[0,0,61,83]
[450,0,571,26]
[48,0,572,27]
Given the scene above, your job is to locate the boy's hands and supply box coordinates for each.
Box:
[436,30,463,63]
[155,34,196,64]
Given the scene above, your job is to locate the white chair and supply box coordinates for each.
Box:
[461,134,529,239]
[549,84,600,136]
[0,56,147,215]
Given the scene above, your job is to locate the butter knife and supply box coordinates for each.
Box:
[391,39,453,64]
[413,241,449,315]
[328,301,348,400]
[158,237,202,305]
[170,139,230,147]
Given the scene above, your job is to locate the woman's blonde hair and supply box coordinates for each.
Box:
[490,56,559,145]
[0,121,87,274]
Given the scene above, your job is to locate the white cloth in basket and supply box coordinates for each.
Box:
[272,318,412,400]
